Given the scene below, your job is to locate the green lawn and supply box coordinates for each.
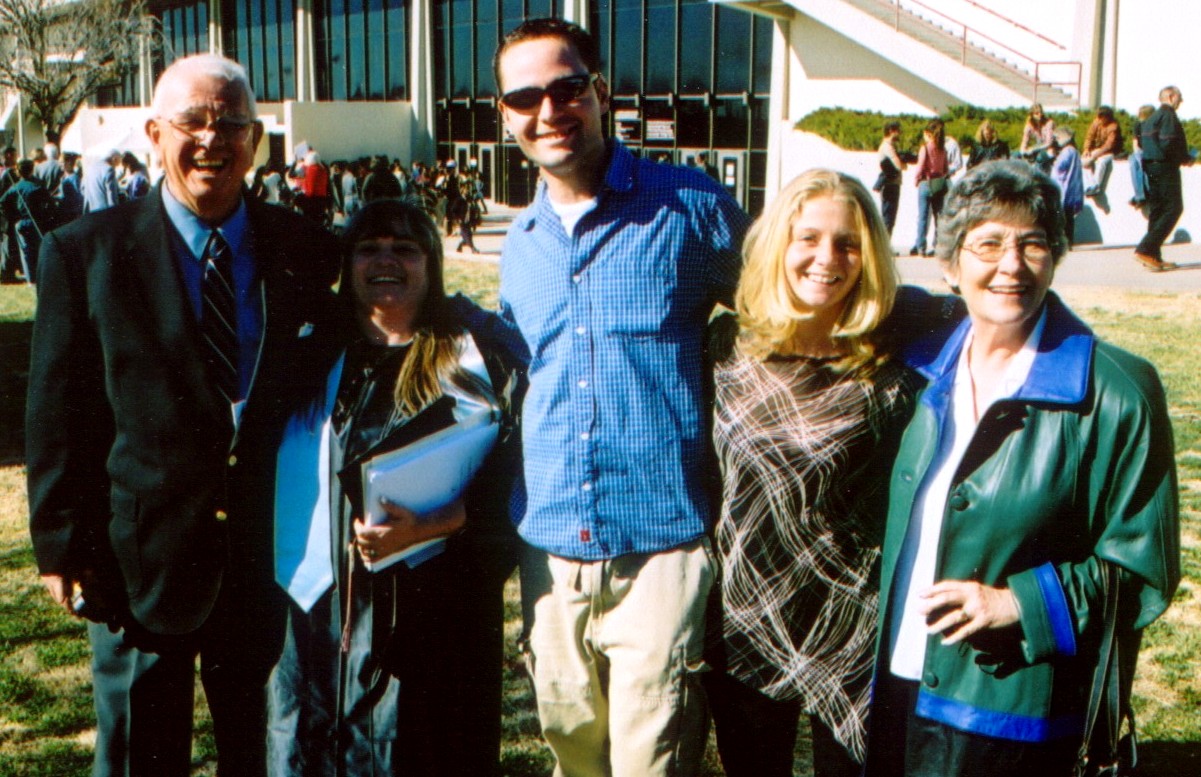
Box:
[2,273,1198,775]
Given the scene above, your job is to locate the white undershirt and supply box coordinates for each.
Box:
[889,310,1047,680]
[549,196,597,237]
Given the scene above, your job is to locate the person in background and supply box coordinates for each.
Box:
[864,160,1179,777]
[363,155,402,202]
[1129,104,1155,212]
[35,143,65,196]
[1019,103,1056,170]
[1050,126,1083,248]
[121,152,151,200]
[82,149,123,212]
[968,119,1010,169]
[911,120,949,257]
[1134,86,1192,272]
[0,159,54,284]
[935,118,963,179]
[1082,105,1122,197]
[0,146,20,283]
[494,17,749,776]
[293,149,332,224]
[876,121,906,235]
[268,199,521,777]
[707,169,920,777]
[58,152,84,223]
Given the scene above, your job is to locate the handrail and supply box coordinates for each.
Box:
[954,0,1068,51]
[887,0,1080,105]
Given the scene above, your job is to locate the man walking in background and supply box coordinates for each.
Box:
[1135,86,1192,271]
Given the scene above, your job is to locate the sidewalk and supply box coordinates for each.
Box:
[448,201,1201,293]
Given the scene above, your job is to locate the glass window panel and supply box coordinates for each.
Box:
[281,0,295,99]
[330,0,347,100]
[348,0,366,99]
[474,103,498,143]
[386,0,407,99]
[502,0,524,28]
[712,98,747,148]
[264,0,280,100]
[476,23,498,97]
[528,0,553,18]
[452,23,474,96]
[714,7,750,94]
[593,0,612,74]
[675,99,709,147]
[679,1,710,93]
[752,15,772,95]
[644,2,674,94]
[366,0,386,99]
[750,95,768,147]
[612,4,642,94]
[433,0,447,99]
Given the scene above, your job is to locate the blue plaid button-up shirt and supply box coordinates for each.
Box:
[499,141,749,560]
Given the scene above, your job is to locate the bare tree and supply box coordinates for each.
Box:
[0,0,157,139]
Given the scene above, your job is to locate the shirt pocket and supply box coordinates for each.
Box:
[600,251,680,338]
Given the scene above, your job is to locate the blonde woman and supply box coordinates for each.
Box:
[706,170,922,777]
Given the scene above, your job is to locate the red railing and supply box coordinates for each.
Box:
[886,0,1080,106]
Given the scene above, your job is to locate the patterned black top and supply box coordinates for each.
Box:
[711,346,920,760]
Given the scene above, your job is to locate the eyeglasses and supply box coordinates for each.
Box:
[499,74,598,112]
[960,236,1052,264]
[161,114,255,143]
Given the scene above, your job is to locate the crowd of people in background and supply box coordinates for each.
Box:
[877,88,1192,272]
[0,142,155,285]
[246,151,489,251]
[0,138,492,288]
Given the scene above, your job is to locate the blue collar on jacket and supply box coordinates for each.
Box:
[905,291,1095,411]
[514,140,634,231]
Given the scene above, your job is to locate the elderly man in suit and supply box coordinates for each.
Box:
[26,54,339,777]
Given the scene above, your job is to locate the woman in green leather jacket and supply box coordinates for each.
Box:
[864,160,1179,776]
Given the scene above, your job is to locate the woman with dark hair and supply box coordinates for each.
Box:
[267,199,522,776]
[864,160,1179,776]
[120,152,150,200]
[706,169,920,777]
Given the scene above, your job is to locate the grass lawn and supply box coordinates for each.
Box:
[1,270,1198,775]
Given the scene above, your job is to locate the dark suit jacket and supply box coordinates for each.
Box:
[26,185,340,636]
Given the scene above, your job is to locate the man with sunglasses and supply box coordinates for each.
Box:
[493,17,750,776]
[27,53,338,777]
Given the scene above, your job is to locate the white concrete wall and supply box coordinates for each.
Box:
[284,100,414,163]
[778,130,1201,251]
[64,100,418,175]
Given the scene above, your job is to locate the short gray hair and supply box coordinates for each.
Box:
[152,54,257,119]
[935,160,1068,268]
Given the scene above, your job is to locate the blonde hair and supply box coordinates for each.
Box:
[735,169,898,372]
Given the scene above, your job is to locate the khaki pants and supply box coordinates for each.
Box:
[521,538,715,777]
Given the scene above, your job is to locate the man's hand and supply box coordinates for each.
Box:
[41,573,74,614]
[918,580,1020,646]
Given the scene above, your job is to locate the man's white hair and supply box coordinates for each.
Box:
[43,143,60,160]
[152,54,257,119]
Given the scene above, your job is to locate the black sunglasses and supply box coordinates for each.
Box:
[499,74,599,111]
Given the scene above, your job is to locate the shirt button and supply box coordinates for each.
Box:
[581,481,593,492]
[215,509,228,522]
[580,432,590,441]
[228,455,237,466]
[575,326,586,335]
[572,274,582,284]
[577,379,588,389]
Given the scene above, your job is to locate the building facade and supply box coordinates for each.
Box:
[90,0,774,212]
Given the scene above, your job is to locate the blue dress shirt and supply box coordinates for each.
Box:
[162,184,264,402]
[499,141,750,560]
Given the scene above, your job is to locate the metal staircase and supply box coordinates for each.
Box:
[842,0,1079,107]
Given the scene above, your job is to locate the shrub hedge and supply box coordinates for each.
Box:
[796,105,1201,159]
